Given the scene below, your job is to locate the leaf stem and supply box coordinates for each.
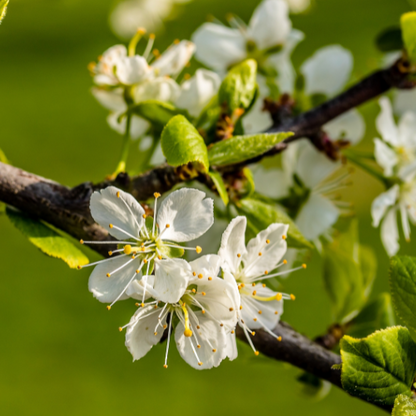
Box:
[113,113,132,176]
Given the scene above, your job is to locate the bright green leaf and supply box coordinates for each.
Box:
[130,100,188,127]
[161,115,209,172]
[6,208,89,269]
[236,197,313,249]
[218,59,257,113]
[0,0,9,24]
[208,132,293,166]
[390,256,416,341]
[340,326,416,406]
[376,26,403,52]
[393,394,416,416]
[208,171,229,206]
[401,12,416,63]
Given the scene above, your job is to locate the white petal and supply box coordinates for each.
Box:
[398,111,416,149]
[189,254,222,282]
[90,186,145,240]
[88,255,140,303]
[152,40,195,77]
[301,45,353,97]
[134,77,180,104]
[381,208,400,257]
[125,275,157,300]
[192,23,247,71]
[116,56,151,85]
[242,96,273,134]
[175,69,221,117]
[157,188,214,242]
[224,332,238,361]
[296,194,339,240]
[253,167,291,199]
[91,87,126,112]
[283,0,310,13]
[371,185,399,227]
[374,138,399,177]
[400,202,411,242]
[243,223,288,279]
[324,109,365,145]
[376,97,400,146]
[107,112,150,139]
[248,0,291,51]
[125,305,165,361]
[175,312,227,369]
[154,258,191,303]
[94,45,127,85]
[394,89,416,116]
[218,216,247,274]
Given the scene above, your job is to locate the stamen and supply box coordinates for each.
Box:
[108,224,140,241]
[180,301,192,337]
[143,34,156,61]
[78,254,128,269]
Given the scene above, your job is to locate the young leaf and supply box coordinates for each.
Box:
[393,395,416,416]
[208,171,229,206]
[218,59,257,113]
[340,326,416,405]
[208,132,293,166]
[0,0,9,24]
[375,26,403,52]
[236,197,313,249]
[390,256,416,341]
[130,100,188,127]
[161,115,209,172]
[401,12,416,63]
[6,208,89,269]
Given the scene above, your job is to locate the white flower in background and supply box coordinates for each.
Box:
[79,186,214,307]
[283,0,310,13]
[394,88,416,116]
[110,0,192,39]
[123,254,239,369]
[218,216,303,357]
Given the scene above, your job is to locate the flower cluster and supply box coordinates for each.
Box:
[79,187,303,369]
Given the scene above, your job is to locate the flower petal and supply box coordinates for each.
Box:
[94,45,127,86]
[374,138,398,177]
[376,97,399,146]
[107,112,150,140]
[116,56,151,85]
[371,185,399,227]
[394,89,416,116]
[218,216,247,275]
[296,194,339,241]
[242,96,273,134]
[398,111,416,149]
[192,22,247,71]
[301,45,353,97]
[152,40,195,77]
[224,332,238,361]
[381,207,400,257]
[90,186,145,240]
[91,87,126,112]
[248,0,291,51]
[154,257,191,303]
[243,223,288,279]
[189,254,222,282]
[125,305,165,361]
[135,77,180,103]
[324,109,365,145]
[157,188,214,242]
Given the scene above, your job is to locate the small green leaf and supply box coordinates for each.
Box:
[340,326,416,405]
[0,147,9,164]
[401,12,416,63]
[297,372,332,400]
[393,395,416,416]
[0,0,9,24]
[376,27,403,52]
[161,115,209,172]
[236,197,313,249]
[208,132,293,166]
[390,255,416,341]
[130,100,188,127]
[208,171,229,206]
[219,59,257,113]
[242,167,255,198]
[6,208,89,269]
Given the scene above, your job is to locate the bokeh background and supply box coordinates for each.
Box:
[0,0,414,415]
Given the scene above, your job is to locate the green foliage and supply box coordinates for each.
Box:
[401,12,416,63]
[0,0,8,24]
[161,115,209,172]
[6,208,89,269]
[297,372,332,400]
[393,395,416,416]
[323,220,376,323]
[0,147,9,163]
[208,132,293,166]
[340,327,416,405]
[390,256,416,341]
[236,197,313,249]
[375,26,403,52]
[130,100,188,127]
[208,171,229,206]
[218,59,257,113]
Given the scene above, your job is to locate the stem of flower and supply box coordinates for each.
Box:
[113,113,132,176]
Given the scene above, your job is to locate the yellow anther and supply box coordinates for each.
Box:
[80,239,84,244]
[212,349,217,353]
[158,255,162,260]
[201,292,206,296]
[192,288,196,294]
[258,310,262,315]
[229,307,234,312]
[163,364,168,368]
[108,251,113,256]
[220,323,224,327]
[277,336,282,342]
[193,272,196,276]
[106,273,111,277]
[141,303,145,307]
[197,344,201,349]
[290,294,296,300]
[184,329,193,337]
[198,274,203,279]
[266,239,270,244]
[302,263,307,269]
[131,255,136,259]
[141,247,145,252]
[231,330,235,334]
[283,259,288,265]
[109,224,113,228]
[135,303,140,307]
[154,332,158,336]
[184,73,191,80]
[123,245,132,255]
[143,259,148,264]
[275,311,279,315]
[106,306,111,311]
[154,305,158,309]
[136,269,140,274]
[198,362,203,366]
[137,27,146,34]
[276,293,282,301]
[255,351,259,356]
[251,331,256,335]
[202,310,206,314]
[165,223,170,228]
[116,191,120,198]
[239,305,243,310]
[237,253,241,258]
[262,284,266,288]
[241,283,245,287]
[264,270,268,275]
[238,285,242,290]
[163,324,167,329]
[154,192,161,198]
[77,265,81,270]
[258,252,262,256]
[253,318,257,322]
[142,214,147,219]
[282,235,286,240]
[208,277,212,281]
[118,327,123,332]
[196,246,202,254]
[252,290,257,295]
[196,325,200,329]
[149,33,156,40]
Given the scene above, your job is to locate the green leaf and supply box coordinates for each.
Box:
[375,27,403,52]
[390,256,416,341]
[235,197,313,249]
[297,372,332,400]
[0,0,9,24]
[347,293,396,339]
[208,132,293,166]
[130,100,188,127]
[401,12,416,63]
[340,327,416,405]
[242,167,255,198]
[208,171,229,206]
[218,59,257,113]
[6,208,89,269]
[393,395,416,416]
[0,147,9,164]
[161,115,209,172]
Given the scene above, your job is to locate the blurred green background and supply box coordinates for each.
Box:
[0,0,414,415]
